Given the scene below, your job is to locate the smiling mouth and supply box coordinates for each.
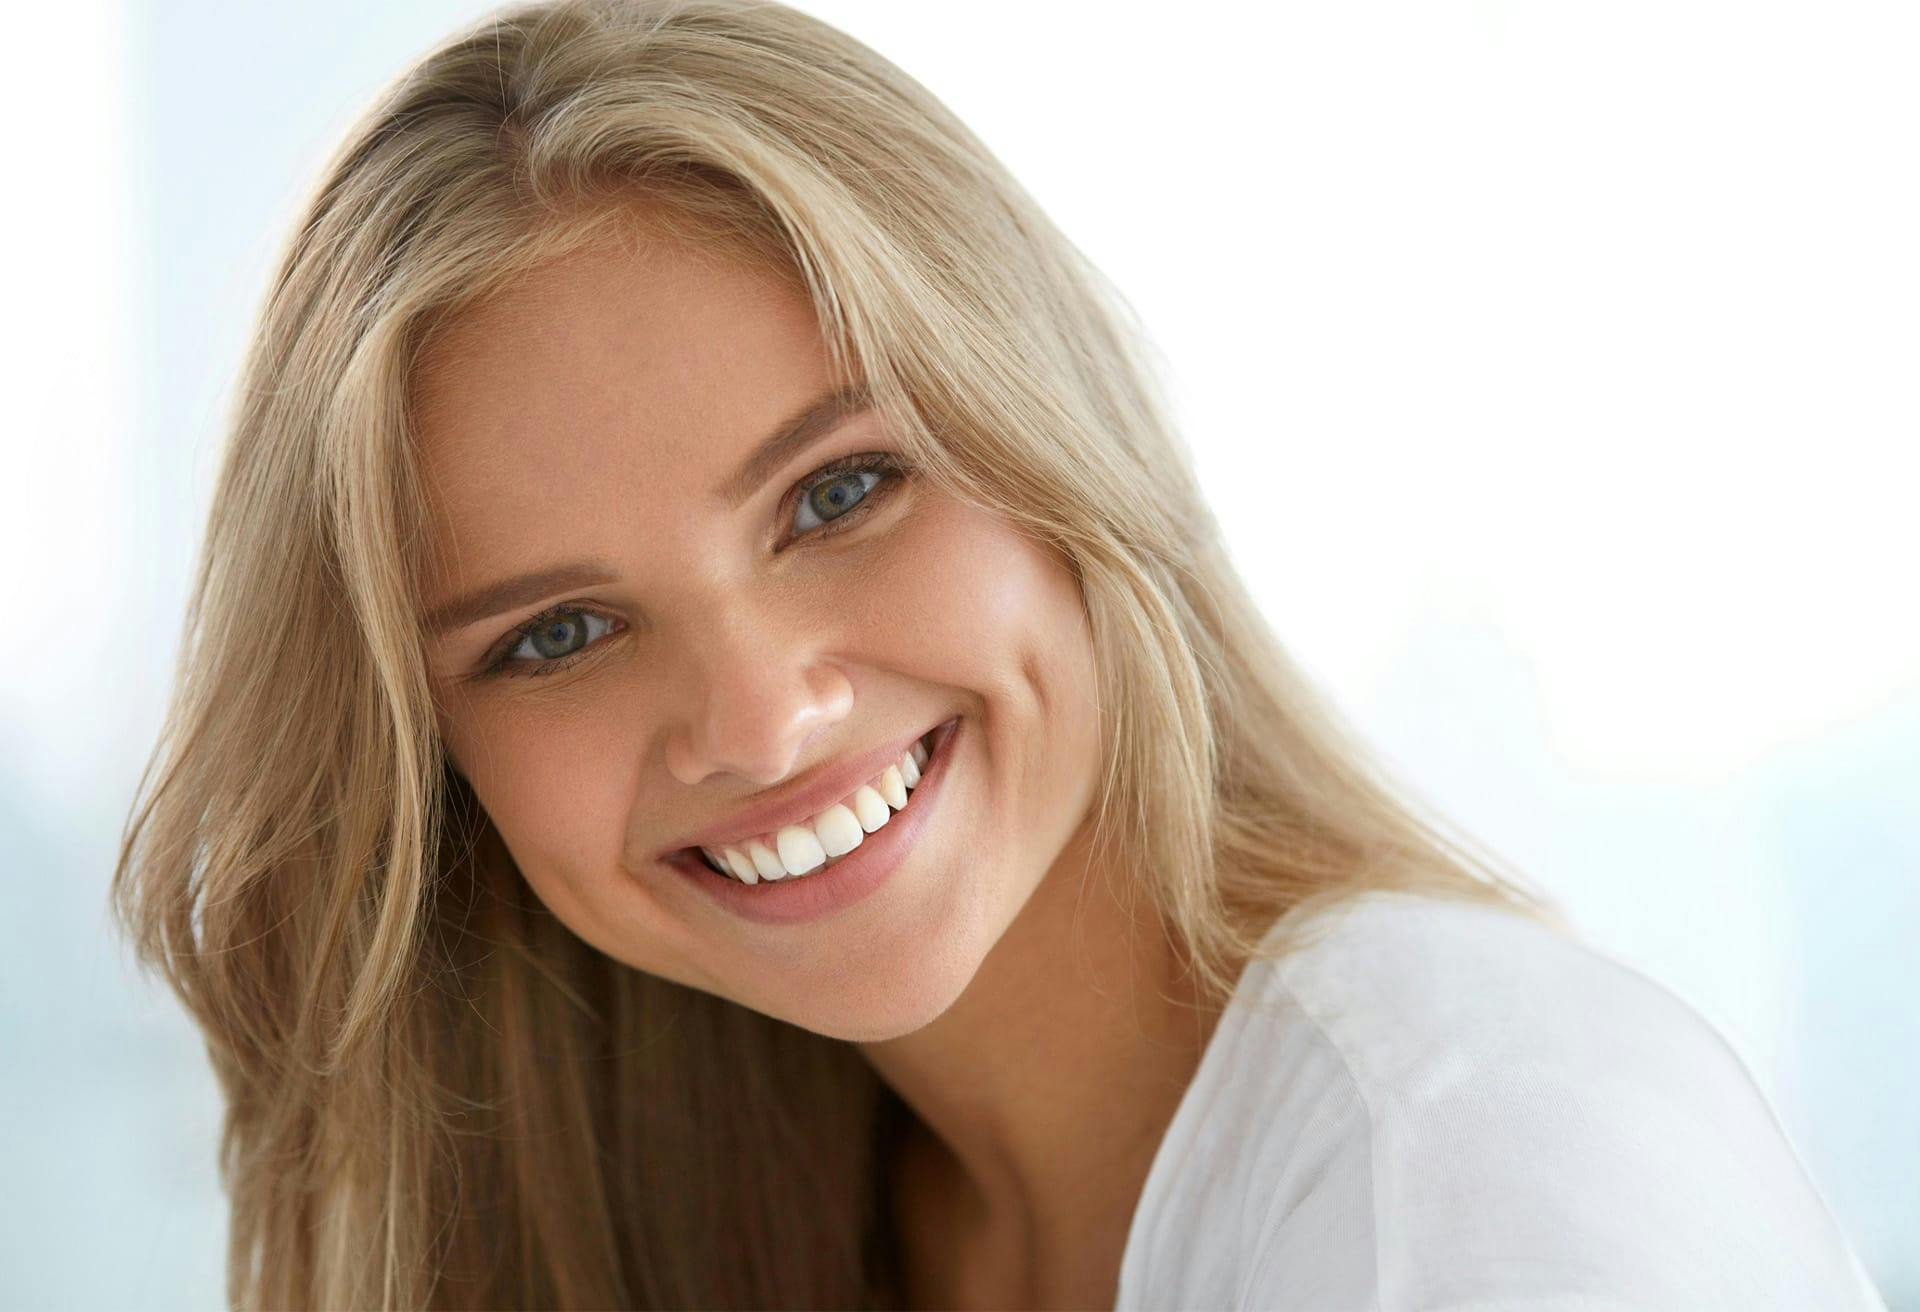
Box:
[680,723,947,884]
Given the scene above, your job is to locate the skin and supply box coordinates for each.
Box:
[413,205,1233,1310]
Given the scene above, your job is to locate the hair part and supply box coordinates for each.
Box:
[112,1,1571,1305]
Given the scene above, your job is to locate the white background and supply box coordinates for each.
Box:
[2,1,1912,1305]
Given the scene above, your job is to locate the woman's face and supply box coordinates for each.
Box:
[413,215,1103,1042]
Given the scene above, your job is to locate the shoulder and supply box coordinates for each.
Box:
[1260,890,1884,1309]
[1263,887,1730,1097]
[1118,890,1887,1311]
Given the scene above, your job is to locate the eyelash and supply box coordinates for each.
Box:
[479,451,909,680]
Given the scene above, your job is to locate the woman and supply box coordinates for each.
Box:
[112,1,1886,1308]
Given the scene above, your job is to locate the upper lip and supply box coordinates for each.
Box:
[657,719,946,858]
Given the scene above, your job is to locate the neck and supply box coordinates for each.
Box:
[859,822,1238,1308]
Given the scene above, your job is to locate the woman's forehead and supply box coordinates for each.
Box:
[406,233,866,596]
[412,234,833,485]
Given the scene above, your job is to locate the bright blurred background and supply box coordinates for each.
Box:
[3,1,1912,1306]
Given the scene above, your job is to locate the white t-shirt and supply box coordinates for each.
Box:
[1115,888,1888,1311]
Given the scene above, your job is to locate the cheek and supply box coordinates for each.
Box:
[883,497,1102,807]
[441,701,638,906]
[871,496,1094,697]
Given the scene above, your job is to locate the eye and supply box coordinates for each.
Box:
[788,453,905,539]
[484,606,620,679]
[477,453,909,682]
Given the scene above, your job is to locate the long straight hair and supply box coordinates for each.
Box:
[112,1,1571,1305]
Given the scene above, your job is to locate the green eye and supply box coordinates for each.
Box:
[796,468,882,532]
[486,606,620,679]
[517,610,602,660]
[787,452,905,539]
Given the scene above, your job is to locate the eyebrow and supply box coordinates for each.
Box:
[423,561,621,639]
[714,380,873,509]
[422,381,874,639]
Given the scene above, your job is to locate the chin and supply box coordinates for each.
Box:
[758,945,985,1043]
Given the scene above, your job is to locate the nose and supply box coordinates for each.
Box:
[661,602,855,788]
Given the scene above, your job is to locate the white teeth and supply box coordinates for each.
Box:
[746,839,786,881]
[775,824,826,876]
[876,764,907,809]
[698,733,942,884]
[850,784,891,832]
[721,847,760,885]
[812,802,865,858]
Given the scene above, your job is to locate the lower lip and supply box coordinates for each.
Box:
[667,717,961,926]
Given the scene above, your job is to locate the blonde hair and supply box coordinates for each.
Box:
[111,0,1572,1306]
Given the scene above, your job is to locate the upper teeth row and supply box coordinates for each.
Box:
[700,735,931,884]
